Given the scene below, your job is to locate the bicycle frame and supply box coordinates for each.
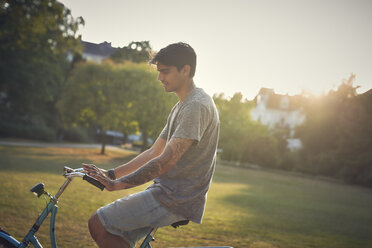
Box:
[139,228,158,248]
[19,200,59,248]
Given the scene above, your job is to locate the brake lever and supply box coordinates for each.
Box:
[63,166,86,176]
[64,166,74,173]
[64,172,86,178]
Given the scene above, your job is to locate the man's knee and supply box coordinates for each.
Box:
[88,212,104,240]
[88,211,131,248]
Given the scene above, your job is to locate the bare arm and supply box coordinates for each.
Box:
[83,137,166,179]
[114,137,167,178]
[92,137,194,191]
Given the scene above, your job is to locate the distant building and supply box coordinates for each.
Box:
[81,40,117,63]
[250,88,306,151]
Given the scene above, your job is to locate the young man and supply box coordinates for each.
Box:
[84,42,220,248]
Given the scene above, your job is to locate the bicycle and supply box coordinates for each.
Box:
[0,167,233,248]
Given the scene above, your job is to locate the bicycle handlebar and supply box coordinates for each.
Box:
[83,174,105,191]
[63,166,105,191]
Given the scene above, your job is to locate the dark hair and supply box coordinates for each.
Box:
[150,42,197,78]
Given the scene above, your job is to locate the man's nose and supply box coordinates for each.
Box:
[158,73,163,81]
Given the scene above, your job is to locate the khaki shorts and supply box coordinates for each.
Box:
[97,189,184,248]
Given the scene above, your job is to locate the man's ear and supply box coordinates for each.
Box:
[182,65,191,77]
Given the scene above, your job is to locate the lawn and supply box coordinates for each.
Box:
[0,145,372,248]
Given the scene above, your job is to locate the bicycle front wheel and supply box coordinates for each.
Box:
[0,237,17,248]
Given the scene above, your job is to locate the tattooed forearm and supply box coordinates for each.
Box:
[118,138,193,189]
[119,147,172,187]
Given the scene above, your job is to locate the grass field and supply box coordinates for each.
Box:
[0,145,372,248]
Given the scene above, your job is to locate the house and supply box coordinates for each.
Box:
[250,88,305,150]
[81,40,117,63]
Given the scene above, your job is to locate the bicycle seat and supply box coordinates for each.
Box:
[171,220,189,228]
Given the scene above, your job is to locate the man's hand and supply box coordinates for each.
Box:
[82,163,108,177]
[81,137,193,191]
[82,163,116,191]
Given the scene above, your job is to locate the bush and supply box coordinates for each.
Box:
[62,126,92,143]
[0,121,56,142]
[243,136,281,168]
[338,152,372,187]
[279,151,301,171]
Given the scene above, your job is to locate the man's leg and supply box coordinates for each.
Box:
[90,190,184,247]
[88,212,130,248]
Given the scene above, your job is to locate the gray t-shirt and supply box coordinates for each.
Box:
[147,87,220,223]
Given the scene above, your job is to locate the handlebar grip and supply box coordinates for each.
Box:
[83,174,105,191]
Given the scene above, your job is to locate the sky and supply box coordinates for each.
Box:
[60,0,372,100]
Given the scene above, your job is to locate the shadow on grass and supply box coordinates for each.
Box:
[211,165,372,248]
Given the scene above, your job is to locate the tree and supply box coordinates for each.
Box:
[296,74,372,186]
[110,41,152,64]
[128,63,177,151]
[58,61,176,154]
[214,93,252,162]
[214,93,281,167]
[58,62,134,154]
[109,40,177,151]
[0,0,84,133]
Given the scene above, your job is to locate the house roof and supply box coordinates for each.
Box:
[81,40,117,57]
[361,89,372,96]
[267,93,304,110]
[258,87,275,95]
[255,87,305,111]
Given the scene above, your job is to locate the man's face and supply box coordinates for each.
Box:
[156,63,187,93]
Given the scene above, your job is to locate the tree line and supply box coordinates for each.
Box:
[1,0,371,187]
[295,75,372,187]
[0,0,177,154]
[214,75,372,187]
